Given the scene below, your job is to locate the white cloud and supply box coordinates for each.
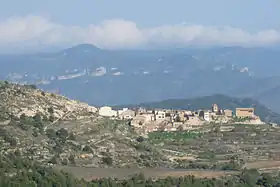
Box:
[0,15,280,49]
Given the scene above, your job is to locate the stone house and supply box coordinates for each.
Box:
[155,110,166,120]
[131,114,154,127]
[118,109,135,119]
[224,109,233,117]
[236,108,254,118]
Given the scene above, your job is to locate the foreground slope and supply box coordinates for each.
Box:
[3,83,280,181]
[2,153,279,187]
[0,82,171,168]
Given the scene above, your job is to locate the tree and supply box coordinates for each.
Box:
[82,145,93,153]
[102,156,113,165]
[53,143,63,154]
[240,169,260,187]
[56,128,68,139]
[14,149,21,157]
[9,138,17,147]
[49,156,58,164]
[26,84,37,89]
[49,115,55,122]
[20,113,26,121]
[61,158,68,166]
[46,129,56,140]
[33,113,41,122]
[136,136,145,143]
[68,155,75,165]
[32,129,38,137]
[47,107,54,114]
[68,132,76,141]
[33,113,43,129]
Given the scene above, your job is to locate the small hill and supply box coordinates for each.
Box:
[0,82,171,169]
[117,94,280,124]
[0,82,97,120]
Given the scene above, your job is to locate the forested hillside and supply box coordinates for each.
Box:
[1,151,280,187]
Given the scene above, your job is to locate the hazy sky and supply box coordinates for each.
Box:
[0,0,280,49]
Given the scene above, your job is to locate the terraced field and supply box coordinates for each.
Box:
[56,123,280,179]
[146,124,280,171]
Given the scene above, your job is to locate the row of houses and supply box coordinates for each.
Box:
[97,104,259,133]
[97,104,257,121]
[210,104,255,118]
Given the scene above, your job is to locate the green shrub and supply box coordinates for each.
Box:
[102,156,113,165]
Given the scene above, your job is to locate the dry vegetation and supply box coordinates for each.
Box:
[1,82,280,180]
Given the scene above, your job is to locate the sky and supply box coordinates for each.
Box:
[0,0,280,50]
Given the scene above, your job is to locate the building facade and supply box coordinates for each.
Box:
[204,112,210,121]
[156,111,166,120]
[236,108,254,118]
[224,109,233,117]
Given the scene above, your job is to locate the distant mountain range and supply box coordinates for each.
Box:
[1,44,280,112]
[116,94,280,124]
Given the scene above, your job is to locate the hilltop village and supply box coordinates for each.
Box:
[98,104,266,134]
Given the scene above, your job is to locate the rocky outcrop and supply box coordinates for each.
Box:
[0,83,97,120]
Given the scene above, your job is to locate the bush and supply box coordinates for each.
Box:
[10,139,17,146]
[14,149,21,157]
[46,129,56,140]
[82,145,92,153]
[68,155,75,165]
[56,128,68,139]
[19,123,29,131]
[48,107,54,114]
[32,129,39,137]
[53,144,63,154]
[49,156,57,164]
[68,132,76,141]
[25,84,37,89]
[61,158,68,166]
[136,136,145,143]
[33,113,42,123]
[102,156,113,165]
[49,115,55,122]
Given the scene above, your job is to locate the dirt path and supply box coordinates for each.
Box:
[245,161,280,169]
[56,166,238,181]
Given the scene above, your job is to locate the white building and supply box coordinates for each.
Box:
[204,112,210,121]
[99,106,117,117]
[156,111,166,120]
